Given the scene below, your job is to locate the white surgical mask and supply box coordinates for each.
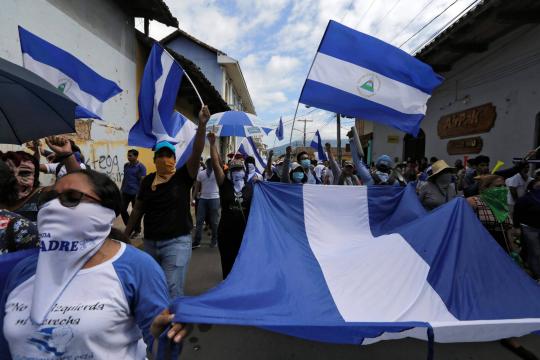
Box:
[247,163,256,174]
[231,170,245,193]
[31,199,116,324]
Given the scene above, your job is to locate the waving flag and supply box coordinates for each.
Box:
[18,26,122,120]
[275,117,284,141]
[299,21,443,136]
[128,42,198,165]
[238,137,266,173]
[171,183,540,347]
[310,130,328,161]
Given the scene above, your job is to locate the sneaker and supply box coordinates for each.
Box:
[192,243,201,249]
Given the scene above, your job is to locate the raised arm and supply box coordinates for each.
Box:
[325,143,341,185]
[187,105,211,179]
[281,146,292,183]
[208,132,225,186]
[265,150,274,180]
[45,136,80,174]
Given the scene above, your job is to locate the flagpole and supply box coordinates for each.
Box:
[156,42,205,107]
[289,102,300,145]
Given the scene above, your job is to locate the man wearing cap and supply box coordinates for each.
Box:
[125,106,211,298]
[418,160,457,210]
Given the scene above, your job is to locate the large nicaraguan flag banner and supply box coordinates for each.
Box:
[171,183,540,346]
[238,137,267,173]
[299,21,444,136]
[18,26,122,120]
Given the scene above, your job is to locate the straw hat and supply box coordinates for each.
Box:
[428,160,455,179]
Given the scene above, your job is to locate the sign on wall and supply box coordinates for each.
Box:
[447,136,483,155]
[438,103,496,139]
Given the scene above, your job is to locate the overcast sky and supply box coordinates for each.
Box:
[143,0,479,146]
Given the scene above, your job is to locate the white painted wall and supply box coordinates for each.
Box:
[370,24,540,167]
[1,0,139,185]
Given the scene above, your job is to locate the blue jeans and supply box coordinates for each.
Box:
[143,235,192,298]
[194,198,220,245]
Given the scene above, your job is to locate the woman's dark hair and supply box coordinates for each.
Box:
[0,160,19,206]
[72,169,130,244]
[0,151,40,188]
[289,167,307,183]
[75,169,122,216]
[245,156,255,165]
[296,151,309,162]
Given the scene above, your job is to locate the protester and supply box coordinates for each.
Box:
[0,160,39,254]
[192,158,220,249]
[354,153,400,186]
[1,169,169,358]
[120,149,146,238]
[125,105,210,297]
[404,159,419,183]
[466,175,514,253]
[463,155,490,197]
[513,177,540,281]
[245,156,264,183]
[293,149,319,184]
[39,139,86,179]
[207,132,254,278]
[264,150,281,182]
[324,143,360,185]
[506,162,533,213]
[1,136,79,221]
[418,160,457,211]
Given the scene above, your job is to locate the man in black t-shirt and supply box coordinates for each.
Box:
[125,105,210,298]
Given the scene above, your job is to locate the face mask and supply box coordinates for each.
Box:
[375,171,389,183]
[247,163,256,174]
[292,172,304,183]
[300,159,311,169]
[155,156,176,176]
[435,173,453,186]
[479,187,509,223]
[31,199,116,324]
[231,170,245,192]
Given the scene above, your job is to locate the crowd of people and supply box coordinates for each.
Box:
[0,107,539,358]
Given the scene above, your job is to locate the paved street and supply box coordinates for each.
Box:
[179,234,540,360]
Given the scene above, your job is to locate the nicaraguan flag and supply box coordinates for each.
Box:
[18,26,122,119]
[172,112,198,169]
[238,137,267,173]
[128,43,189,144]
[310,130,328,161]
[170,183,540,346]
[275,117,284,141]
[299,21,444,136]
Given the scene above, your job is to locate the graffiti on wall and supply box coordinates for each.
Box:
[85,154,123,183]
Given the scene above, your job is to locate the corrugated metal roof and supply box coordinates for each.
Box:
[114,0,178,28]
[415,0,540,73]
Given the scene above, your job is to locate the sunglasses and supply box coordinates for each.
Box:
[38,189,101,209]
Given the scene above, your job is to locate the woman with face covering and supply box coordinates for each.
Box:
[207,132,255,279]
[418,160,457,211]
[245,156,263,183]
[1,169,170,359]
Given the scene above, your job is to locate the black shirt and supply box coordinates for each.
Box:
[138,166,194,240]
[218,178,253,233]
[513,189,540,228]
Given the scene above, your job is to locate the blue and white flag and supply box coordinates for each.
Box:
[238,137,267,173]
[18,26,122,119]
[171,112,198,169]
[171,183,540,346]
[275,117,284,141]
[310,130,328,161]
[299,21,444,136]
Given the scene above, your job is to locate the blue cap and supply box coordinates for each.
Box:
[154,141,176,154]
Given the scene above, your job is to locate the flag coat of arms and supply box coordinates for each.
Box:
[171,183,540,346]
[299,21,444,136]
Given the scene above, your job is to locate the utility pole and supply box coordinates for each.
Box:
[297,119,313,147]
[336,113,342,164]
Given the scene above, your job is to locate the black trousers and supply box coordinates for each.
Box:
[121,193,141,233]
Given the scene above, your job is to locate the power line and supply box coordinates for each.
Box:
[356,0,377,25]
[398,0,458,49]
[373,0,403,36]
[390,0,437,44]
[410,0,482,54]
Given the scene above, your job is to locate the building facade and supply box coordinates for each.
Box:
[0,0,178,184]
[362,0,540,168]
